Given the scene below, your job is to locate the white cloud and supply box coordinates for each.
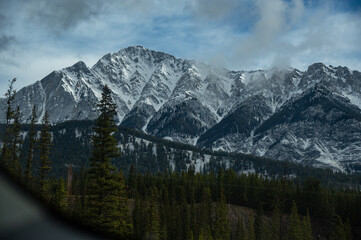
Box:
[213,0,361,71]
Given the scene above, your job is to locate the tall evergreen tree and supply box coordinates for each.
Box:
[1,78,16,167]
[234,218,246,240]
[198,227,213,240]
[117,170,133,237]
[254,204,264,240]
[213,190,230,240]
[343,219,353,240]
[79,164,88,217]
[329,216,352,240]
[189,230,194,240]
[198,229,204,240]
[86,85,130,236]
[50,177,67,210]
[167,197,178,240]
[179,186,191,240]
[25,105,37,183]
[9,106,22,175]
[144,187,161,240]
[128,163,137,198]
[247,215,256,240]
[269,204,281,240]
[160,222,168,240]
[302,210,313,240]
[198,187,212,231]
[287,201,302,240]
[38,111,52,197]
[133,194,145,239]
[176,207,183,240]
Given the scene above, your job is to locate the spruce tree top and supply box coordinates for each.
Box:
[97,85,117,123]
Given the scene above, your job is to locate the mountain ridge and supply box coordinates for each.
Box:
[1,46,361,171]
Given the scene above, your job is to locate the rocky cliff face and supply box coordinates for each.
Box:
[2,46,361,171]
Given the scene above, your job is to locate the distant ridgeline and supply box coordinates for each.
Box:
[0,120,360,187]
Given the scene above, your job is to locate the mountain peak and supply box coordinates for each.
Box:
[307,62,327,72]
[117,46,178,63]
[127,45,146,50]
[66,61,89,72]
[119,45,148,54]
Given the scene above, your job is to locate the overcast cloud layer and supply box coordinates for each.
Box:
[0,0,360,90]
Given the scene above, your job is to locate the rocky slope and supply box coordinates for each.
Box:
[1,46,361,171]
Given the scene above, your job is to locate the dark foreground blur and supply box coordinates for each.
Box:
[0,171,105,240]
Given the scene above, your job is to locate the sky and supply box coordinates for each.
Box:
[0,0,360,91]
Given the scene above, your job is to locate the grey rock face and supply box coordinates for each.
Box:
[146,98,218,143]
[250,84,361,169]
[2,47,361,171]
[197,95,273,149]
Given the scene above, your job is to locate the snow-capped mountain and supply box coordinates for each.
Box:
[1,46,361,171]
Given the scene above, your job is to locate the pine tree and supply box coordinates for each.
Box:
[117,170,133,237]
[198,228,204,240]
[38,111,52,197]
[343,219,352,240]
[204,227,214,240]
[198,187,212,231]
[9,106,22,176]
[189,230,194,240]
[179,186,191,240]
[329,216,352,240]
[1,78,16,167]
[329,215,345,240]
[287,201,302,240]
[160,221,168,240]
[269,204,281,240]
[167,197,178,240]
[133,194,145,239]
[190,196,197,239]
[197,227,214,240]
[247,215,256,240]
[302,209,312,240]
[50,177,67,210]
[79,164,88,217]
[144,187,161,240]
[59,177,68,210]
[25,105,37,183]
[128,163,137,198]
[213,190,230,240]
[234,218,246,240]
[176,207,183,240]
[254,204,264,240]
[86,85,130,236]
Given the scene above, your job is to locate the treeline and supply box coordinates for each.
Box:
[1,80,360,239]
[58,166,360,239]
[1,120,361,188]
